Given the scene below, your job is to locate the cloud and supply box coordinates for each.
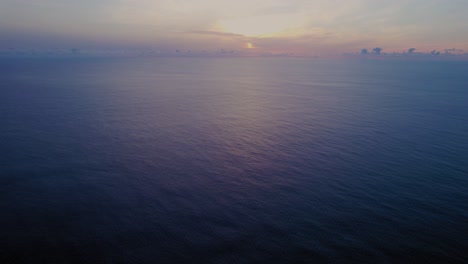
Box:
[372,47,382,54]
[1,0,468,54]
[187,30,245,38]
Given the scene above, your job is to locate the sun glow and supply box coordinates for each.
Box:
[220,14,302,37]
[246,42,254,49]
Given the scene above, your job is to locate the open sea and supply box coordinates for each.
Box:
[0,57,467,263]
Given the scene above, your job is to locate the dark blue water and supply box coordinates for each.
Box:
[1,57,467,263]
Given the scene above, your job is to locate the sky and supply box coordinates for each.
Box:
[1,0,467,55]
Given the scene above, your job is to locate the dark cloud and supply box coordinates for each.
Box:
[444,48,464,55]
[372,47,382,54]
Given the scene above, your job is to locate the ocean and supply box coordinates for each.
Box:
[1,57,467,263]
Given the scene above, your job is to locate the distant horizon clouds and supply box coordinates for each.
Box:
[1,0,468,55]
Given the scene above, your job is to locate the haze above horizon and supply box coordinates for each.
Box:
[1,0,467,55]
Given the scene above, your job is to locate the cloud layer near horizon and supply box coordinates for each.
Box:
[1,0,467,54]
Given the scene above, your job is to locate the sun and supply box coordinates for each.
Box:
[246,42,255,49]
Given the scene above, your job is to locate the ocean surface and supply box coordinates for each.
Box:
[1,57,467,263]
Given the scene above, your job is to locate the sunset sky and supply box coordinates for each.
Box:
[1,0,467,54]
